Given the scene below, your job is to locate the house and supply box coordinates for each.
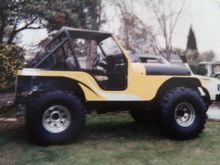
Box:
[199,61,220,76]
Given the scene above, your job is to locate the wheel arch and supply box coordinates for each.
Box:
[200,86,211,107]
[17,76,86,102]
[155,77,211,107]
[157,77,200,93]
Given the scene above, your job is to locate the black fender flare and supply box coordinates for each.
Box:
[17,76,87,101]
[155,77,210,107]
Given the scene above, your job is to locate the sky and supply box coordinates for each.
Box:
[173,0,220,54]
[20,0,220,57]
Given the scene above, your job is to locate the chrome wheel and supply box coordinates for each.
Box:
[174,102,195,127]
[42,105,71,133]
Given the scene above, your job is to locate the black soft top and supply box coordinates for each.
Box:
[57,26,112,41]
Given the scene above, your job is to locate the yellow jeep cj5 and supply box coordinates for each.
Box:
[15,26,220,144]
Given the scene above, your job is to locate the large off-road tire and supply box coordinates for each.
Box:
[26,91,86,144]
[159,87,207,140]
[130,109,158,125]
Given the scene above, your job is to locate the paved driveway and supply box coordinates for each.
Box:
[207,104,220,120]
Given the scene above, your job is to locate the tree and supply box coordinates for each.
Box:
[120,14,161,55]
[0,44,25,91]
[185,49,200,66]
[39,0,103,31]
[185,26,199,66]
[106,0,161,56]
[145,0,186,60]
[186,25,197,50]
[0,0,103,44]
[185,26,205,74]
[201,50,216,62]
[0,0,45,44]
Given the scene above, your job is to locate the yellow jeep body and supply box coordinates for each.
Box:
[16,27,220,109]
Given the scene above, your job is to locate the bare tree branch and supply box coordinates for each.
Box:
[145,0,185,60]
[7,17,41,44]
[15,18,38,33]
[170,0,185,33]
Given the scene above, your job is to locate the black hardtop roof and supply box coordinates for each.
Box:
[58,26,112,41]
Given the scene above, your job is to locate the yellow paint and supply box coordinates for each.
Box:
[17,64,175,101]
[145,76,171,100]
[17,56,197,102]
[17,67,148,101]
[112,35,132,62]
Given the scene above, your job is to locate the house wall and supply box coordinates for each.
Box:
[213,64,220,73]
[199,62,220,76]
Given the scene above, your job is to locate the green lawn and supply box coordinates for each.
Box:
[0,112,220,165]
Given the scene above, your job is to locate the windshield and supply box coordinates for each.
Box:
[99,37,122,56]
[69,36,124,70]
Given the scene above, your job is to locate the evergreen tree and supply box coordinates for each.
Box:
[186,25,197,50]
[185,25,206,75]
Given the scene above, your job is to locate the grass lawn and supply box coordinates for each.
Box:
[0,112,220,165]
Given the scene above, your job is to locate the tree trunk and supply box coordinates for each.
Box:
[0,26,5,43]
[86,41,97,68]
[6,24,18,44]
[7,31,16,44]
[0,12,6,43]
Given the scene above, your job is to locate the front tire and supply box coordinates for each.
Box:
[159,87,206,140]
[26,91,85,144]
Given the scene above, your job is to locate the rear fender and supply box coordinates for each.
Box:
[17,76,85,101]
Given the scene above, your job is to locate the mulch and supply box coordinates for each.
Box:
[0,93,15,109]
[0,93,18,129]
[0,119,24,131]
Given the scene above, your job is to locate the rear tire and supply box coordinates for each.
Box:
[26,91,85,144]
[159,87,206,140]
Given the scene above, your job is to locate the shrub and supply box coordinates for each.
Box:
[0,44,25,91]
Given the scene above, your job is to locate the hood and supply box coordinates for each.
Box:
[144,64,191,76]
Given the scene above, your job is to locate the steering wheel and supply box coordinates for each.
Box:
[92,55,101,69]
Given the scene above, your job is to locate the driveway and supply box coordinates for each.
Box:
[207,103,220,120]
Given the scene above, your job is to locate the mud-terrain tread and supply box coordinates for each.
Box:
[159,87,206,140]
[26,90,86,144]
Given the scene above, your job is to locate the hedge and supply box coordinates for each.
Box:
[0,44,25,91]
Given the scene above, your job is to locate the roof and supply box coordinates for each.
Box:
[58,26,112,41]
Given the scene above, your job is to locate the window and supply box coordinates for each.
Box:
[99,37,123,56]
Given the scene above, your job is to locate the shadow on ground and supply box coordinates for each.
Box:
[0,120,30,146]
[83,115,161,141]
[0,113,162,145]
